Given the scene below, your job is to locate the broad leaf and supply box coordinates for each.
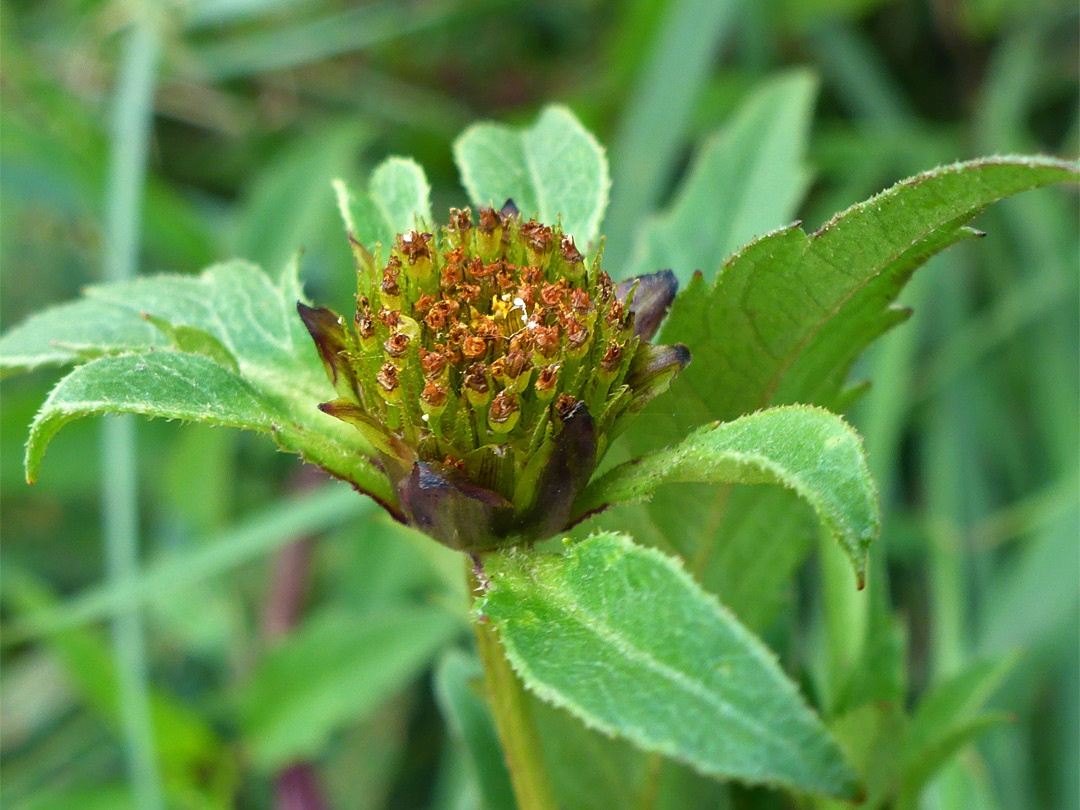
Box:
[577,406,879,583]
[624,69,818,285]
[335,155,434,251]
[25,351,278,483]
[240,606,460,770]
[620,156,1078,624]
[454,105,610,247]
[478,532,860,799]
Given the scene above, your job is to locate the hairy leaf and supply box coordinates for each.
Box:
[454,105,610,247]
[0,297,168,377]
[577,406,878,582]
[479,532,860,799]
[624,70,818,285]
[240,606,460,770]
[621,156,1078,624]
[368,156,434,235]
[25,351,278,483]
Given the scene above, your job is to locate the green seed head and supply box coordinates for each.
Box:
[299,202,689,550]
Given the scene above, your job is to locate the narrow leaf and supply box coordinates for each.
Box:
[479,532,860,799]
[26,351,279,484]
[239,606,460,770]
[454,105,610,246]
[577,406,879,583]
[624,69,818,284]
[434,650,517,810]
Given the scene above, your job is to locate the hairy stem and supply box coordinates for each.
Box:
[470,563,557,810]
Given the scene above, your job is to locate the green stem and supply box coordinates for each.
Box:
[470,564,558,810]
[102,13,163,810]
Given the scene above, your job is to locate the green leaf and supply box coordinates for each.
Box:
[0,297,168,377]
[624,70,818,285]
[433,650,517,810]
[239,606,460,770]
[25,351,278,484]
[369,156,434,234]
[648,156,1078,434]
[894,656,1017,809]
[577,406,879,584]
[454,105,610,246]
[335,155,433,252]
[898,714,1012,810]
[3,259,397,504]
[622,155,1079,625]
[478,532,860,799]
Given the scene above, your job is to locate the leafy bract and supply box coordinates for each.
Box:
[25,351,277,483]
[619,156,1079,623]
[576,406,879,583]
[335,155,433,252]
[479,532,860,799]
[0,297,169,376]
[624,70,818,285]
[454,105,610,247]
[1,259,398,506]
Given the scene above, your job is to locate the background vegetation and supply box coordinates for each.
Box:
[1,1,1077,808]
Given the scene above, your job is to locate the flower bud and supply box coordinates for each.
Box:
[303,202,690,552]
[397,230,433,280]
[625,343,692,411]
[447,208,472,249]
[534,364,560,401]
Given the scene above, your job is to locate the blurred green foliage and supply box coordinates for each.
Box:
[1,0,1076,808]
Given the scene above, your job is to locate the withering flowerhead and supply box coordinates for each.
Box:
[299,201,689,551]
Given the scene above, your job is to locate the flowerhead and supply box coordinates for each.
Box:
[299,201,689,551]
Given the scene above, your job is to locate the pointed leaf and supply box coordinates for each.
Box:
[454,105,610,246]
[369,156,433,233]
[2,260,396,504]
[478,532,860,799]
[624,69,818,285]
[621,155,1078,624]
[640,156,1078,443]
[577,406,879,583]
